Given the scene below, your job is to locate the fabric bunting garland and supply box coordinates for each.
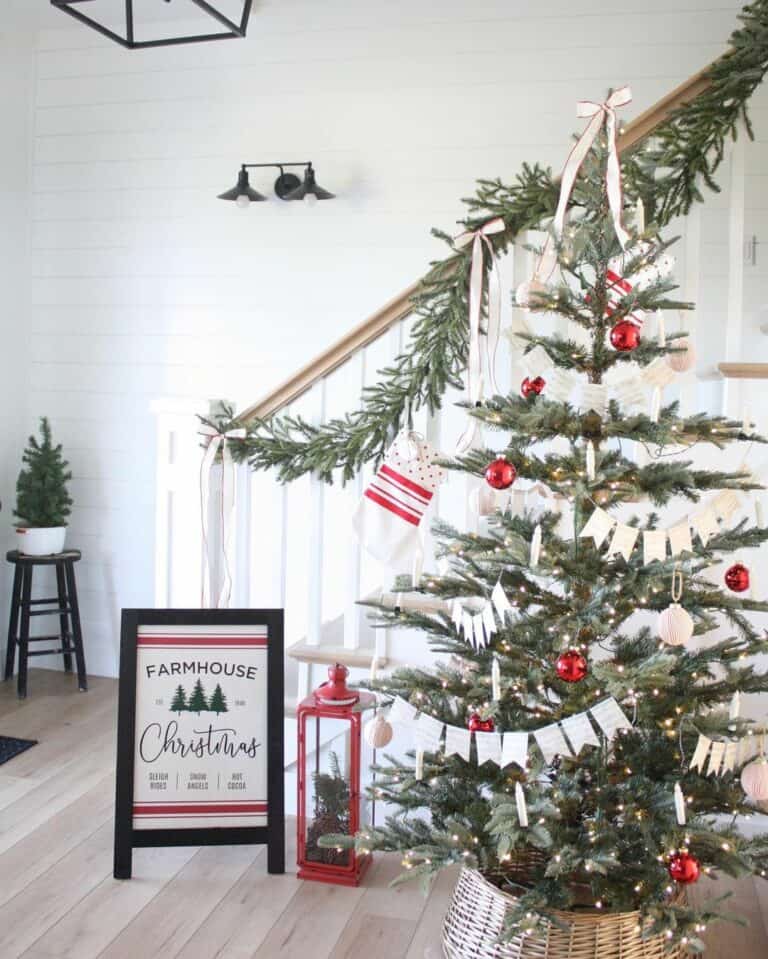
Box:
[387,695,633,769]
[580,488,744,565]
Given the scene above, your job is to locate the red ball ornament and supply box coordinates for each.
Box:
[609,320,641,352]
[667,851,700,885]
[555,649,588,683]
[724,562,750,593]
[521,376,546,398]
[467,712,495,733]
[485,457,517,490]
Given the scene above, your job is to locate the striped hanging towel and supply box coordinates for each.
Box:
[352,431,444,568]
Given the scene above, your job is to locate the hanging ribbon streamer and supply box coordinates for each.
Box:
[656,310,666,347]
[199,423,247,609]
[650,386,661,424]
[524,86,632,291]
[454,217,505,453]
[415,748,424,781]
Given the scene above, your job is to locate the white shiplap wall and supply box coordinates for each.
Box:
[0,32,34,663]
[16,0,747,677]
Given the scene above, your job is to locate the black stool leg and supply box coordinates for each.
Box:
[4,563,22,681]
[55,561,73,673]
[64,560,87,692]
[17,565,32,699]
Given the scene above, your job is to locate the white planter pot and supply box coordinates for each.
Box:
[15,526,67,556]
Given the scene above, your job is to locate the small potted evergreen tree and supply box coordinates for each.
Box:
[14,417,73,556]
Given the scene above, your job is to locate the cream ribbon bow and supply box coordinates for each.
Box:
[533,86,632,287]
[454,216,505,453]
[198,423,247,609]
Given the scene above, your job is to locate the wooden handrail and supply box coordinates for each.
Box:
[238,66,716,425]
[718,363,768,379]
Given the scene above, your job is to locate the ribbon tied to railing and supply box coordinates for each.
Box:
[520,86,632,303]
[198,423,247,609]
[454,215,505,453]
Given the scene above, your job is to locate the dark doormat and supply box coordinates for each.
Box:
[0,735,37,766]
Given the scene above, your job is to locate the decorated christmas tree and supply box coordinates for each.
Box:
[317,115,768,952]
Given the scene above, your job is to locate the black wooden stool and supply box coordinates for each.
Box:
[4,550,87,698]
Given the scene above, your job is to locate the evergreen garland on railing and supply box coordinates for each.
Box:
[219,0,768,485]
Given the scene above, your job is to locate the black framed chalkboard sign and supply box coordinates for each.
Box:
[114,608,284,879]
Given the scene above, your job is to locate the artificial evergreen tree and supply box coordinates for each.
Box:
[324,143,768,949]
[170,685,188,714]
[188,678,208,715]
[14,417,73,528]
[209,684,228,715]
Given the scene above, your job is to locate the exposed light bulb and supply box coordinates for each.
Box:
[304,191,318,207]
[236,194,251,209]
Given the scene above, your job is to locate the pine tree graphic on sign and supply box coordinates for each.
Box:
[209,683,228,715]
[170,685,188,714]
[188,678,208,715]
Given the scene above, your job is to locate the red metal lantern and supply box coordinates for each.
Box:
[297,664,376,886]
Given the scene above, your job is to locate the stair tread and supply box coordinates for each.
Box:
[287,642,386,668]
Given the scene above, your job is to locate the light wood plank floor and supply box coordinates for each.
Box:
[0,670,766,959]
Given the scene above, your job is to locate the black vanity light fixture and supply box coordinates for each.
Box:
[218,162,336,208]
[50,0,253,50]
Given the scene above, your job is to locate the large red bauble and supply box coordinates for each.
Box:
[555,649,588,683]
[667,851,700,885]
[485,457,517,490]
[724,562,750,593]
[521,376,546,398]
[609,320,641,352]
[467,712,495,733]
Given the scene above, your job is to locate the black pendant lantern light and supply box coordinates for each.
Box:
[50,0,253,50]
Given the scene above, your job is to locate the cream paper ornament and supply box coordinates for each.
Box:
[659,566,694,647]
[667,336,696,373]
[364,710,394,749]
[741,755,768,801]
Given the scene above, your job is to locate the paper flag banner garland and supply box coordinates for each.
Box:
[391,698,632,770]
[590,697,633,740]
[607,523,640,561]
[389,696,419,726]
[534,723,574,763]
[688,732,762,777]
[444,725,472,761]
[414,712,445,751]
[579,488,745,565]
[501,732,529,769]
[580,507,615,548]
[476,731,503,766]
[690,735,711,772]
[519,338,682,414]
[561,712,601,754]
[707,740,726,776]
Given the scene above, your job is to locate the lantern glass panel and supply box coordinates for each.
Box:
[302,714,354,868]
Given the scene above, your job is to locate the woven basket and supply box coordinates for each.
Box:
[441,867,686,959]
